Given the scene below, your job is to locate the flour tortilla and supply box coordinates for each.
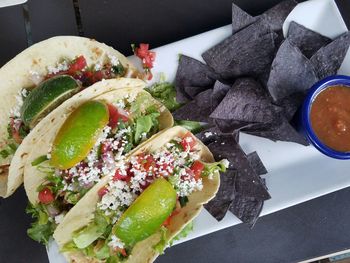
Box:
[23,79,173,204]
[0,36,141,198]
[53,126,220,263]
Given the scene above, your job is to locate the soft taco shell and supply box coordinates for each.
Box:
[0,36,140,197]
[53,126,220,263]
[23,79,173,204]
[5,78,145,198]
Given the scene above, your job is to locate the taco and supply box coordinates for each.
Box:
[24,81,173,244]
[0,36,141,198]
[53,126,227,262]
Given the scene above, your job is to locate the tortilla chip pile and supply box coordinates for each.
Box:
[173,0,350,226]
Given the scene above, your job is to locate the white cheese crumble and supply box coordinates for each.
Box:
[29,70,43,85]
[108,235,124,250]
[222,159,230,168]
[54,213,65,224]
[47,60,69,74]
[108,54,120,66]
[204,132,213,138]
[94,63,102,71]
[9,88,28,118]
[113,99,125,109]
[98,180,135,214]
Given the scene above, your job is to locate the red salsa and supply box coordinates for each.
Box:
[310,85,350,152]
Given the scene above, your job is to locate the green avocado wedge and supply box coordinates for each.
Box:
[113,178,177,246]
[50,101,109,170]
[21,75,80,128]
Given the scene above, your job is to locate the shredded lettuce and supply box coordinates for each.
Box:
[169,221,194,246]
[153,226,169,254]
[130,93,155,117]
[145,82,182,112]
[174,120,203,134]
[26,203,55,245]
[154,221,194,254]
[134,113,160,143]
[202,160,228,177]
[72,210,110,249]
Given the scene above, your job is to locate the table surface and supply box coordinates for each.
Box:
[1,1,350,262]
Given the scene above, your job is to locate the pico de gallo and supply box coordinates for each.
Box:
[26,92,164,245]
[1,54,127,161]
[60,133,228,261]
[133,43,156,80]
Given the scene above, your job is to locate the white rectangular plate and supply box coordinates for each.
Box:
[0,0,27,8]
[48,0,350,261]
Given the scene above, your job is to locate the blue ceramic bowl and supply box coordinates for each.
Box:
[302,75,350,159]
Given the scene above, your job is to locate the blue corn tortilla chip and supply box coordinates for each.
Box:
[196,126,222,145]
[215,119,252,134]
[211,80,231,110]
[261,0,297,32]
[202,20,277,79]
[229,195,264,226]
[173,89,213,123]
[287,21,332,58]
[175,55,217,103]
[267,39,318,101]
[211,78,281,123]
[231,3,258,34]
[245,117,309,146]
[204,169,237,221]
[207,134,270,200]
[229,151,267,226]
[310,31,350,79]
[247,151,268,175]
[184,86,209,99]
[274,92,305,121]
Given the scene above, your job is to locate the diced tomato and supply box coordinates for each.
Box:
[107,104,129,128]
[143,155,155,171]
[180,132,197,151]
[98,186,108,197]
[191,160,204,181]
[113,169,131,182]
[100,143,110,154]
[68,55,87,74]
[162,201,181,227]
[134,43,156,80]
[115,248,127,257]
[38,188,55,204]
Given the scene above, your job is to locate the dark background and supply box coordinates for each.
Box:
[1,0,350,262]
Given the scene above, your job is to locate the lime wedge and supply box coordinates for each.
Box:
[50,101,109,170]
[21,75,80,128]
[113,178,177,246]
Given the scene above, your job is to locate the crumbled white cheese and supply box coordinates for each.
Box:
[98,180,135,213]
[94,63,102,71]
[47,61,69,74]
[177,178,203,197]
[108,235,124,250]
[29,70,43,85]
[108,54,120,66]
[222,159,230,168]
[204,132,213,138]
[113,99,125,109]
[54,213,65,224]
[9,88,28,118]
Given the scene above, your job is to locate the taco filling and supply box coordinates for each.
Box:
[27,92,167,244]
[1,54,127,161]
[60,132,228,261]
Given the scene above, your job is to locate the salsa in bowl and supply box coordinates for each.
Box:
[302,75,350,159]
